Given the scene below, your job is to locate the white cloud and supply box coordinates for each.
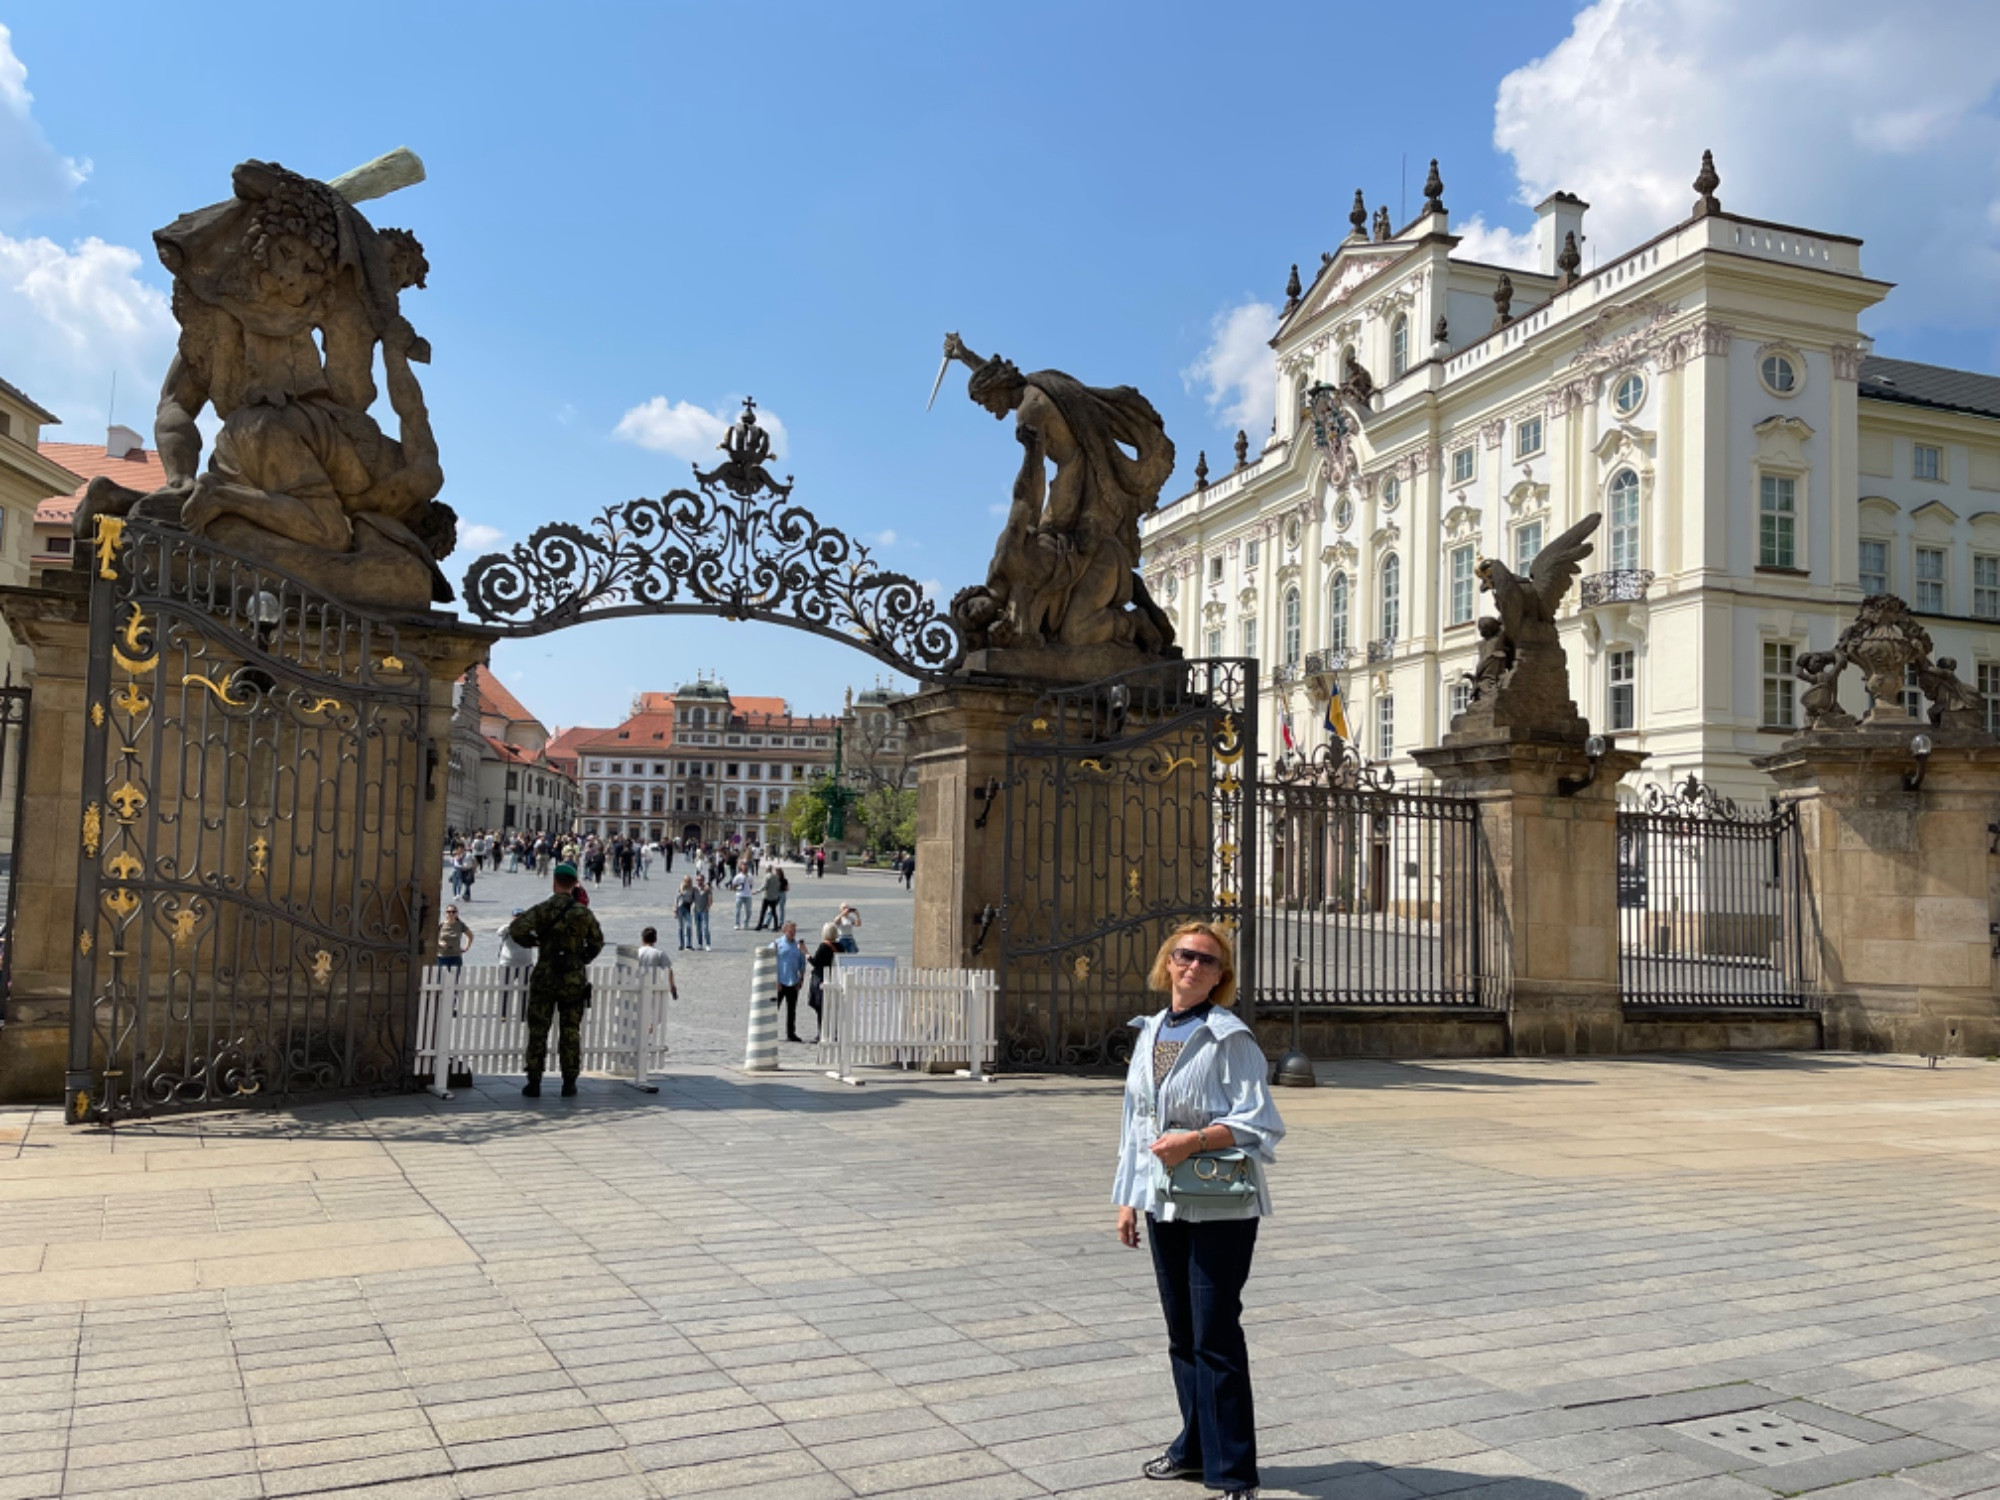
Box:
[0,231,175,433]
[871,528,897,547]
[919,579,940,600]
[457,523,505,552]
[0,25,88,221]
[1450,215,1536,271]
[613,397,789,462]
[437,522,506,601]
[1184,300,1278,436]
[1484,0,2000,337]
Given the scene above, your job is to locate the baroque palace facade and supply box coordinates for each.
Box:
[1140,159,2000,802]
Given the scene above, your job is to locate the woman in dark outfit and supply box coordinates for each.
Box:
[806,922,837,1042]
[1113,920,1285,1500]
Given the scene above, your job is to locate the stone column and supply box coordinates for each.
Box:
[1755,732,2000,1055]
[1412,732,1645,1055]
[900,680,1043,970]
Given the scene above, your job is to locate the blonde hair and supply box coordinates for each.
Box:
[821,923,839,942]
[1147,921,1238,1008]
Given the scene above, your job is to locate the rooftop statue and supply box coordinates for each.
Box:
[936,333,1178,677]
[1446,512,1601,742]
[74,150,456,613]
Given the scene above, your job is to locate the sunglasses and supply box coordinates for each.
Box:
[1169,947,1222,970]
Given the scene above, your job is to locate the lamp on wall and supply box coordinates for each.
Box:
[1558,734,1609,797]
[1905,733,1933,792]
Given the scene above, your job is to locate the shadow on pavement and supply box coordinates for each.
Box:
[1310,1048,1868,1091]
[1263,1462,1585,1497]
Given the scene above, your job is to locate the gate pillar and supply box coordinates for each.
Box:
[0,582,90,1099]
[900,680,1042,970]
[1413,734,1645,1056]
[1755,733,2000,1055]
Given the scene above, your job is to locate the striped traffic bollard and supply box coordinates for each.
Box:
[742,943,778,1071]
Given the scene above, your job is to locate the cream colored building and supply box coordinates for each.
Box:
[1140,161,2000,803]
[0,381,83,680]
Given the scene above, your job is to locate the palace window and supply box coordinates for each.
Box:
[1449,680,1471,719]
[1515,520,1543,571]
[586,786,600,811]
[607,789,623,813]
[1448,544,1475,626]
[1914,547,1946,613]
[1980,664,2000,734]
[1206,628,1223,658]
[1240,617,1258,657]
[1975,555,2000,619]
[505,770,518,790]
[1245,538,1261,570]
[1760,352,1797,394]
[1762,642,1796,729]
[1914,443,1943,481]
[1759,475,1796,569]
[1613,372,1646,416]
[1375,694,1395,760]
[1903,664,1924,719]
[1515,415,1543,459]
[1608,469,1640,571]
[1380,475,1401,510]
[651,790,665,813]
[1451,446,1474,486]
[1328,573,1349,652]
[1390,316,1409,379]
[1208,555,1223,584]
[1860,539,1889,596]
[1282,587,1301,667]
[1379,554,1400,642]
[1608,648,1635,731]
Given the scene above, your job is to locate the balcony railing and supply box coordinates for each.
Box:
[1303,648,1352,676]
[1366,638,1396,665]
[1579,569,1655,607]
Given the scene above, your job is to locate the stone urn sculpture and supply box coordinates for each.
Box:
[1837,595,1930,724]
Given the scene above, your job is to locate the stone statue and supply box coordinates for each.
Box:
[1447,513,1601,741]
[1338,348,1375,403]
[1795,650,1855,731]
[74,154,455,613]
[1919,656,1985,732]
[1835,594,1931,724]
[939,333,1178,673]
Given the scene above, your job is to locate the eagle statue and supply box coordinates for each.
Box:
[1475,512,1602,649]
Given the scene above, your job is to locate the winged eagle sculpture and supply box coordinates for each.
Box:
[1453,511,1602,740]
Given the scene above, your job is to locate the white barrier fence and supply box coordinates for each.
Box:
[817,966,998,1082]
[414,962,670,1097]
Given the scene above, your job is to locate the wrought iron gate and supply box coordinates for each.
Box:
[67,520,431,1122]
[0,681,30,1006]
[1250,746,1502,1008]
[1616,775,1817,1007]
[997,659,1255,1070]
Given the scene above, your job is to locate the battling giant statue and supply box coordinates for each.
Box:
[933,333,1179,678]
[1448,512,1601,742]
[75,149,456,613]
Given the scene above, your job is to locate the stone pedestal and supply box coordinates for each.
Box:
[1413,731,1645,1056]
[900,680,1043,969]
[0,576,492,1105]
[1755,732,2000,1056]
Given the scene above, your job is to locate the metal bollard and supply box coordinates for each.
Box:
[743,943,778,1071]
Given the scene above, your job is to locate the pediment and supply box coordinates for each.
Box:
[1753,414,1814,468]
[1911,499,1959,537]
[1593,423,1655,463]
[1857,495,1899,521]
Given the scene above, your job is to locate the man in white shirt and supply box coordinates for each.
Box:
[732,868,755,929]
[635,927,680,1000]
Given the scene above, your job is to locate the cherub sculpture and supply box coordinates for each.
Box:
[1918,656,1986,733]
[1795,650,1855,731]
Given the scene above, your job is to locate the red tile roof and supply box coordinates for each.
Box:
[544,726,607,772]
[461,670,541,729]
[35,441,168,525]
[574,714,677,750]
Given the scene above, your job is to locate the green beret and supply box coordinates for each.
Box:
[553,862,578,880]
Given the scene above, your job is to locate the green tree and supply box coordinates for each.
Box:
[788,774,834,845]
[854,785,917,853]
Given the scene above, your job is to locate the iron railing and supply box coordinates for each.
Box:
[1366,638,1395,664]
[1249,744,1503,1007]
[1616,775,1818,1007]
[1580,569,1655,606]
[1304,648,1351,675]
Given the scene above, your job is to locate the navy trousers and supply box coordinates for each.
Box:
[1147,1214,1259,1492]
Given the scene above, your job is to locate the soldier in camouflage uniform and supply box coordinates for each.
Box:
[507,862,605,1097]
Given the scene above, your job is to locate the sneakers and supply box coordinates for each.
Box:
[1141,1454,1199,1482]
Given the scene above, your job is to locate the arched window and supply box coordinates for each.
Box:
[1390,316,1409,379]
[1380,554,1401,642]
[1329,572,1349,653]
[1608,468,1641,572]
[1282,587,1302,667]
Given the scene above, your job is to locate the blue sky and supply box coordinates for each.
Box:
[5,1,1999,729]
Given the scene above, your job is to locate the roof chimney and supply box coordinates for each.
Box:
[1534,192,1588,277]
[106,423,146,460]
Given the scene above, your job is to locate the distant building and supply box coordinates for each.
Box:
[445,667,576,837]
[34,425,163,577]
[573,676,840,847]
[3,391,110,679]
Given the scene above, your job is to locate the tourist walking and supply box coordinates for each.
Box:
[1114,921,1284,1500]
[755,864,783,931]
[692,877,713,950]
[773,921,807,1042]
[674,876,696,950]
[732,867,754,929]
[506,862,604,1099]
[455,846,477,902]
[635,927,680,1002]
[436,904,472,971]
[834,902,861,954]
[900,851,915,890]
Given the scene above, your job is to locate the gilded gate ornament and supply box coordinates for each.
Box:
[90,702,105,727]
[248,837,269,876]
[112,604,157,674]
[108,781,146,822]
[102,888,138,921]
[80,801,102,858]
[310,949,335,986]
[92,515,124,579]
[170,909,199,949]
[77,930,92,955]
[112,681,149,718]
[184,671,251,707]
[106,852,141,881]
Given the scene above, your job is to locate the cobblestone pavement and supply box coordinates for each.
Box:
[6,1051,2000,1498]
[447,857,914,1067]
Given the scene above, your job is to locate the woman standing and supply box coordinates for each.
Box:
[1113,921,1283,1500]
[807,922,838,1043]
[833,903,861,954]
[692,877,714,951]
[674,876,696,951]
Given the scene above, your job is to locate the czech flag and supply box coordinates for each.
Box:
[1280,718,1296,752]
[1324,676,1351,743]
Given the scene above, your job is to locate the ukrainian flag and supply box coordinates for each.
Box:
[1323,676,1350,743]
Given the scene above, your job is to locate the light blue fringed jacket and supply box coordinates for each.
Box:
[1112,1006,1286,1221]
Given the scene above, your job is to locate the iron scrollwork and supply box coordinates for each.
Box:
[1271,738,1395,792]
[1637,772,1747,822]
[462,398,965,681]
